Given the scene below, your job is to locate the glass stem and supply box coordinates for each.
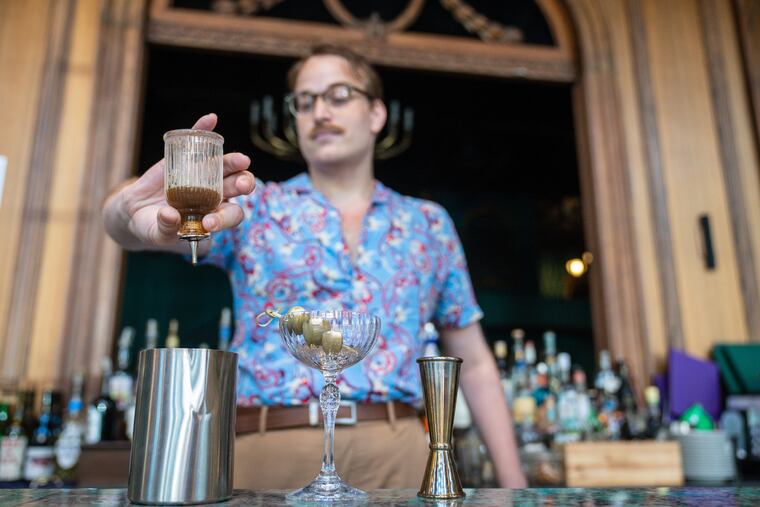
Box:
[320,373,339,476]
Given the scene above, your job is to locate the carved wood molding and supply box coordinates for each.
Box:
[735,0,760,163]
[148,0,576,82]
[700,0,760,340]
[62,0,147,397]
[566,0,652,394]
[324,0,425,37]
[0,0,77,385]
[625,0,684,354]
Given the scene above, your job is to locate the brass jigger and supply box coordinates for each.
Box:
[417,357,465,500]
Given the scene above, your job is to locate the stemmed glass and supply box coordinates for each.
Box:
[275,309,381,502]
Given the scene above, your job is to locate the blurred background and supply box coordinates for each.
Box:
[0,0,758,489]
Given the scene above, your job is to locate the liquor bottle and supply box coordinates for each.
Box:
[145,318,159,350]
[0,393,30,481]
[219,307,232,351]
[510,328,526,392]
[85,357,117,444]
[556,353,581,443]
[525,340,537,391]
[595,351,622,439]
[55,373,85,483]
[594,350,620,394]
[19,390,36,438]
[543,331,560,395]
[109,326,135,412]
[539,351,565,439]
[513,394,540,448]
[644,386,665,440]
[512,359,540,448]
[421,322,439,358]
[49,391,64,440]
[616,360,639,439]
[165,319,180,348]
[0,397,9,435]
[493,340,513,407]
[573,367,593,438]
[532,362,551,406]
[24,390,56,482]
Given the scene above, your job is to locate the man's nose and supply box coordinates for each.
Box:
[312,95,332,121]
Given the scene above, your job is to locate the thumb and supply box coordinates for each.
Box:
[192,113,217,131]
[156,206,181,239]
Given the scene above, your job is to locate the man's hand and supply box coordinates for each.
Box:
[104,113,255,252]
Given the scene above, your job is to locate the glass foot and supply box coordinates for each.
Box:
[287,472,367,503]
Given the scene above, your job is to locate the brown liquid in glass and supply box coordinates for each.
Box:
[166,186,222,239]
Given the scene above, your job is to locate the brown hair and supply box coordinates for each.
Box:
[287,45,384,100]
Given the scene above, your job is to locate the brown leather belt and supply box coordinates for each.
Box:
[236,401,418,434]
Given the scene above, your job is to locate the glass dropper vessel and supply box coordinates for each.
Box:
[163,129,224,264]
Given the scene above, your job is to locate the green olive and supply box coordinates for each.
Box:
[286,306,308,334]
[303,317,329,346]
[322,330,343,354]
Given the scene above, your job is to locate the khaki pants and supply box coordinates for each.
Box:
[233,417,429,490]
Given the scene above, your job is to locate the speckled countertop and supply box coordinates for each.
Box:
[2,487,760,506]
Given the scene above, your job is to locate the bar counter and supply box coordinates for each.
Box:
[2,487,760,506]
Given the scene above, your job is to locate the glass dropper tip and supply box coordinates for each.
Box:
[190,239,198,265]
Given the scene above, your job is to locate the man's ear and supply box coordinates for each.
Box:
[369,99,387,135]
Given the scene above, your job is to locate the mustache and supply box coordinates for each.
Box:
[309,124,344,139]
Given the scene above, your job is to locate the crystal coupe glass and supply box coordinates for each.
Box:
[277,310,381,502]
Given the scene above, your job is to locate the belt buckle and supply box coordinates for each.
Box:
[336,400,357,426]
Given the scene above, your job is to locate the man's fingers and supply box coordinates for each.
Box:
[156,206,181,237]
[222,171,255,198]
[223,152,252,177]
[191,113,217,131]
[202,202,244,232]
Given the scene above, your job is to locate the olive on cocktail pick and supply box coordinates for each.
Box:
[286,306,309,335]
[322,330,343,354]
[303,317,329,346]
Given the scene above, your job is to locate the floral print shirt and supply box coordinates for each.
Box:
[204,173,483,406]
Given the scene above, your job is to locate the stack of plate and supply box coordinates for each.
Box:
[678,430,737,482]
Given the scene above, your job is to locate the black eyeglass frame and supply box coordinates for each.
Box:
[284,82,375,116]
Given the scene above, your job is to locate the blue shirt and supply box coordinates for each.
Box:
[204,173,483,406]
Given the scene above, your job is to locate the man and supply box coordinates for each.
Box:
[104,45,527,489]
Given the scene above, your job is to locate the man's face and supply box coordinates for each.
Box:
[292,55,386,168]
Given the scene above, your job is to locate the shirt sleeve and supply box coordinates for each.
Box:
[199,178,265,270]
[429,204,484,329]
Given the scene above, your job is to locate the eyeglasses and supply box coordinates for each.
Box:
[285,83,373,116]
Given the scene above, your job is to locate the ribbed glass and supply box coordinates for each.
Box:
[163,129,224,196]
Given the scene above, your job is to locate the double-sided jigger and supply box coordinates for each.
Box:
[417,356,466,500]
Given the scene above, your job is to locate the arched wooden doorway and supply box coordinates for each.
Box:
[61,0,651,395]
[6,0,760,402]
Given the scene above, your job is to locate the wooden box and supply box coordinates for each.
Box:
[563,440,683,487]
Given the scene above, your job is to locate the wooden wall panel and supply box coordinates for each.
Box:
[643,0,746,357]
[62,0,147,397]
[566,0,651,394]
[0,0,69,386]
[26,0,102,385]
[602,0,668,369]
[704,0,760,341]
[735,0,760,148]
[0,0,50,385]
[0,0,147,393]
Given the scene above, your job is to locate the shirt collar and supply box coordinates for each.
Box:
[284,172,391,205]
